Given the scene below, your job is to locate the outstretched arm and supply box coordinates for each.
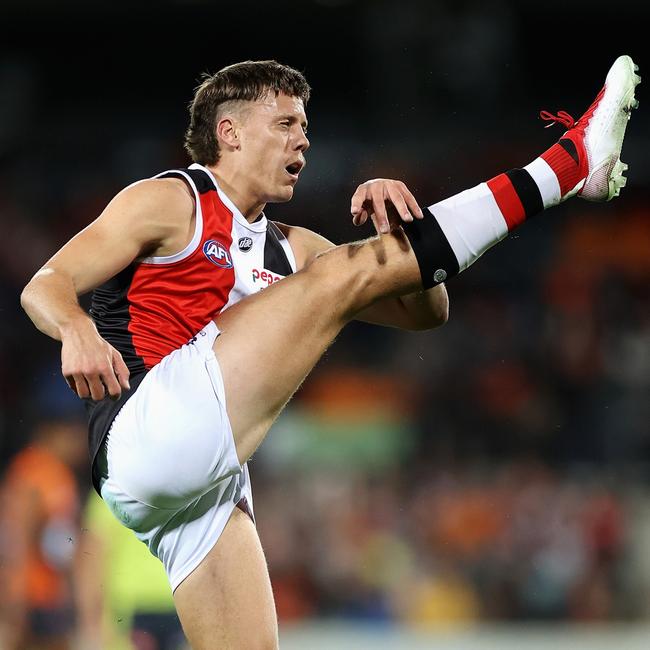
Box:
[21,178,194,400]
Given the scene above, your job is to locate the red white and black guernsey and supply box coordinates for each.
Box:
[85,163,296,482]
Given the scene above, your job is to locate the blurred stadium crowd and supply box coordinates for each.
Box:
[1,1,649,648]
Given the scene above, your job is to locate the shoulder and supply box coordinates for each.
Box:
[273,221,334,268]
[114,177,194,219]
[96,177,195,248]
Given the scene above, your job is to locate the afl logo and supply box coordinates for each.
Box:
[238,236,253,252]
[203,240,233,268]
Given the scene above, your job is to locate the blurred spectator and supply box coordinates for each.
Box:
[252,457,632,625]
[0,417,85,650]
[75,491,186,650]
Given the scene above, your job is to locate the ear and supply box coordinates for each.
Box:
[216,116,240,151]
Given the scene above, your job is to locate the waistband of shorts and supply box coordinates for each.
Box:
[189,320,220,351]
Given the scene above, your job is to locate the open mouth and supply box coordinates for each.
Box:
[285,161,303,179]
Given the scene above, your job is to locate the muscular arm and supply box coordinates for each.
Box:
[277,223,449,330]
[21,178,195,399]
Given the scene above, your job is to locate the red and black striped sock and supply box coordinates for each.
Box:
[403,137,588,289]
[487,136,587,228]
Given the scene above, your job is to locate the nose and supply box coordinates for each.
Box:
[294,127,310,152]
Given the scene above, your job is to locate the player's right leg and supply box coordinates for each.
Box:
[214,229,422,463]
[216,54,641,466]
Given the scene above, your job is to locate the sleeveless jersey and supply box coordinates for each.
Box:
[85,164,296,485]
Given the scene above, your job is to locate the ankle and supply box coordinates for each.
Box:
[539,135,588,198]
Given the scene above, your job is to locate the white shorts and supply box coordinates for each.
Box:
[96,321,253,592]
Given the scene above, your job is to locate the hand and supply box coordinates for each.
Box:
[350,178,424,235]
[60,317,130,401]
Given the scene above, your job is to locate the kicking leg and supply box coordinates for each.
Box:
[216,54,640,464]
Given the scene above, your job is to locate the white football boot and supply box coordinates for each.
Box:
[540,55,640,201]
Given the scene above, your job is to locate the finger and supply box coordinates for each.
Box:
[354,208,369,226]
[86,374,106,402]
[71,373,91,399]
[385,184,413,223]
[350,187,366,219]
[64,375,78,395]
[370,184,390,234]
[100,369,122,401]
[398,182,424,219]
[369,212,384,236]
[111,349,131,391]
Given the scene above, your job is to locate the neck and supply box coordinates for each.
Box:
[205,164,265,222]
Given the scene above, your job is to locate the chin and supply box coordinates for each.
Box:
[269,186,294,203]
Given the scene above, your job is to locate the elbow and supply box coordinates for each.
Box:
[438,292,450,326]
[412,308,449,331]
[432,300,450,328]
[21,271,46,319]
[21,267,51,314]
[430,284,450,328]
[20,282,34,315]
[410,290,450,331]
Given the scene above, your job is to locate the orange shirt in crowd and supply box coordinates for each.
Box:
[0,444,79,609]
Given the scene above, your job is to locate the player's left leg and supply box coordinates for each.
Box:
[173,507,277,650]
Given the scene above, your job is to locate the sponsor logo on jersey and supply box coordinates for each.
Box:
[203,239,233,268]
[238,236,253,252]
[252,268,284,286]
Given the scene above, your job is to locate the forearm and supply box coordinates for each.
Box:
[398,283,449,330]
[22,265,130,400]
[21,267,94,341]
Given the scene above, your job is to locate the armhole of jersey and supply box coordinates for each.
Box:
[141,169,204,265]
[190,163,269,234]
[271,222,298,273]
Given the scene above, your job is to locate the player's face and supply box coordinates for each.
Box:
[238,92,309,203]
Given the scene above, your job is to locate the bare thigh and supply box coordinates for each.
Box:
[214,231,421,462]
[173,507,278,650]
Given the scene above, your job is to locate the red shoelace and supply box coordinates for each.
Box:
[540,110,575,129]
[539,86,606,133]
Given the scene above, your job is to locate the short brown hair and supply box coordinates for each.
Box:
[184,60,311,165]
